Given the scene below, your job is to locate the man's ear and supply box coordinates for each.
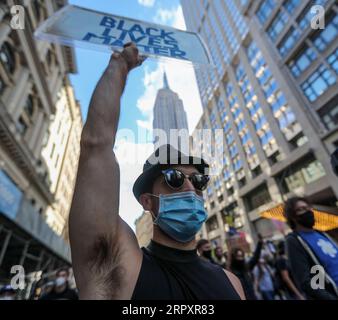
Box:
[139,193,153,212]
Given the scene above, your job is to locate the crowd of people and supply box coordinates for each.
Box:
[196,196,338,300]
[0,267,78,300]
[0,196,337,300]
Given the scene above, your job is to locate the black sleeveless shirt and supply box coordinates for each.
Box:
[131,241,241,300]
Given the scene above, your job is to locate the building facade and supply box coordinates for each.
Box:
[181,0,338,249]
[0,0,77,286]
[42,77,82,239]
[153,72,189,150]
[135,211,153,248]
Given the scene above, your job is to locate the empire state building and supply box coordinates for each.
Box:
[152,72,189,151]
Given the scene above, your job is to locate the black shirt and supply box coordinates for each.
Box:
[40,286,78,300]
[131,241,241,300]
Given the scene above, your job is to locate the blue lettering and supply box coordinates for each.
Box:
[148,37,162,47]
[82,32,112,45]
[146,27,160,37]
[164,39,179,49]
[161,30,176,41]
[138,44,152,53]
[169,48,188,59]
[154,47,170,56]
[102,27,116,38]
[100,16,116,28]
[129,24,145,35]
[111,39,125,47]
[117,19,127,31]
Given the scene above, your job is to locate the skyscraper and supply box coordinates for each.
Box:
[153,72,189,150]
[181,0,338,248]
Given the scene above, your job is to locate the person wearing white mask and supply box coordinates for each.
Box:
[40,268,78,300]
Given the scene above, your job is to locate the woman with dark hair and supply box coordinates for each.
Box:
[228,235,263,300]
[284,197,338,300]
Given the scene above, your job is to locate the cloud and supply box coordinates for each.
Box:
[137,119,153,131]
[136,4,202,135]
[114,139,153,231]
[138,0,156,7]
[153,5,186,30]
[119,4,204,231]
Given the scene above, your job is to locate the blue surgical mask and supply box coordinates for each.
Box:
[150,191,207,243]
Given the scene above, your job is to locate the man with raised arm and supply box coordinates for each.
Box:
[69,43,245,300]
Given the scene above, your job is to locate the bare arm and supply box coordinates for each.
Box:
[69,44,144,299]
[281,270,305,300]
[224,270,246,300]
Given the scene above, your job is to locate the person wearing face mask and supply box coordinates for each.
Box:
[228,234,264,300]
[284,197,338,300]
[196,239,217,264]
[69,43,245,300]
[214,246,227,269]
[39,268,78,300]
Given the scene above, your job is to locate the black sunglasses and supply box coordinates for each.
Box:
[162,169,210,191]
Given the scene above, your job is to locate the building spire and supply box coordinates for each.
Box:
[163,71,170,89]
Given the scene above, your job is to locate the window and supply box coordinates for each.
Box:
[256,0,276,25]
[283,0,301,14]
[319,98,338,130]
[244,184,271,211]
[252,165,262,178]
[278,27,300,57]
[230,143,238,158]
[301,64,336,102]
[0,42,15,74]
[227,187,234,196]
[267,10,289,42]
[233,155,242,171]
[50,143,56,159]
[280,156,326,192]
[17,116,28,135]
[24,95,34,117]
[312,14,338,52]
[239,177,246,188]
[206,215,219,232]
[327,47,338,74]
[288,45,317,77]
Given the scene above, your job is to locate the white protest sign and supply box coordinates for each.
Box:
[34,5,212,66]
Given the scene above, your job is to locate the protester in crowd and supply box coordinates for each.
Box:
[214,246,227,269]
[69,43,245,300]
[40,281,55,298]
[228,234,264,300]
[39,268,78,300]
[196,239,217,264]
[0,285,16,300]
[253,257,276,300]
[275,241,305,300]
[284,197,338,300]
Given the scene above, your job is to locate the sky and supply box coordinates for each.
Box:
[67,0,204,230]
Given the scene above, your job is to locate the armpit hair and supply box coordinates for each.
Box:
[87,233,125,299]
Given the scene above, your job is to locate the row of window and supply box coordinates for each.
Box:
[301,63,336,102]
[247,42,299,136]
[278,5,336,58]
